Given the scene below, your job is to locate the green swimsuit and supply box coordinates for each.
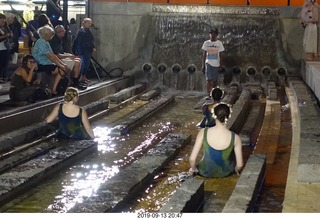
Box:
[197,128,236,178]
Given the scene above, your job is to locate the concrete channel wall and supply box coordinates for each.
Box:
[89,3,305,87]
[288,78,320,183]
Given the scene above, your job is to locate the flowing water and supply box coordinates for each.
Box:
[0,87,291,213]
[0,92,205,213]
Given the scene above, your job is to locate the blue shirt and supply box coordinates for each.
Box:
[32,37,54,65]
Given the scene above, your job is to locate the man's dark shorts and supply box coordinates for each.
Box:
[38,64,57,75]
[205,63,219,81]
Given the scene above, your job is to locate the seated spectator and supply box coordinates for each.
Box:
[197,87,224,128]
[189,103,243,178]
[50,25,81,88]
[45,87,95,140]
[9,55,46,103]
[32,25,69,96]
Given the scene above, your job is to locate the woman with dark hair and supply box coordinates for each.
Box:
[9,55,41,102]
[45,87,94,140]
[189,102,243,178]
[33,14,53,42]
[197,86,224,128]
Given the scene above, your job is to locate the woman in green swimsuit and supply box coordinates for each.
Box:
[189,102,243,177]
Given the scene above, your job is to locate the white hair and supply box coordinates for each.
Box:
[38,25,54,38]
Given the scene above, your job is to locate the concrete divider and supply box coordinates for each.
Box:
[288,78,320,183]
[109,83,147,103]
[111,95,175,135]
[222,154,266,213]
[159,177,204,213]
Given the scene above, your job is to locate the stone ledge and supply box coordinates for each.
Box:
[140,89,160,101]
[288,79,320,183]
[0,139,97,206]
[109,83,147,103]
[111,95,175,135]
[222,154,266,213]
[159,177,204,213]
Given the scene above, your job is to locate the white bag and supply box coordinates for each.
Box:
[11,52,18,64]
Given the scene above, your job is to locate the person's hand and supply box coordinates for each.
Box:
[32,62,38,70]
[189,167,198,174]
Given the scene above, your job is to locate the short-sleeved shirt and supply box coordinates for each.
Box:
[201,40,225,67]
[32,37,54,65]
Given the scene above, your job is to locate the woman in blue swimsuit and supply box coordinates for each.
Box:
[189,102,243,177]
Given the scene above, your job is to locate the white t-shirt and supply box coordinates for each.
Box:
[201,39,225,67]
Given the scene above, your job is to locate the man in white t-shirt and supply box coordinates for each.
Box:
[201,28,225,99]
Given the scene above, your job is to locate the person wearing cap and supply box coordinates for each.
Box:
[201,28,225,99]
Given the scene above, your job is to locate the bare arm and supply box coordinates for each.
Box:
[201,50,207,73]
[45,104,60,123]
[189,128,204,172]
[81,109,95,139]
[19,65,36,84]
[46,53,68,72]
[234,134,244,174]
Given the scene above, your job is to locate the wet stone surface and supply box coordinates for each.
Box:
[0,140,97,204]
[289,79,320,183]
[67,133,190,213]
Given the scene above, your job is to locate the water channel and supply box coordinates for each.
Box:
[0,85,291,213]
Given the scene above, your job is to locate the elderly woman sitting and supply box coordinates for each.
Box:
[32,25,69,96]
